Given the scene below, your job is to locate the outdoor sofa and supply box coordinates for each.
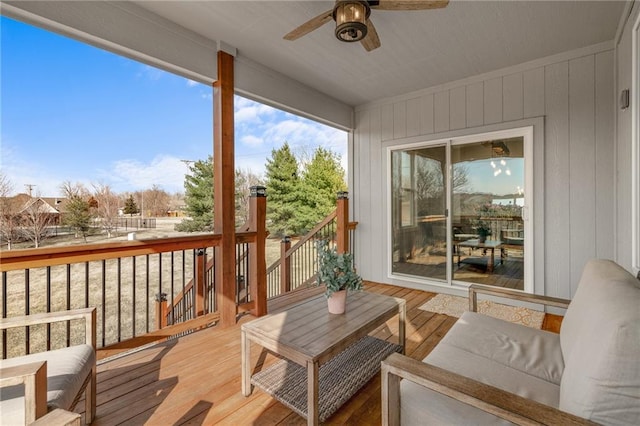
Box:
[382,259,640,425]
[0,308,96,425]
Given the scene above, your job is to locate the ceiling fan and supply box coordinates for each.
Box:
[283,0,449,52]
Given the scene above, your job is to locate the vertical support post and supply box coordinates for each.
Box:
[336,191,349,254]
[249,186,267,316]
[280,236,291,294]
[195,248,205,316]
[213,50,236,327]
[155,293,167,330]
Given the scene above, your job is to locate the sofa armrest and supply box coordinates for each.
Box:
[468,284,571,313]
[0,308,96,348]
[381,353,595,426]
[0,361,48,424]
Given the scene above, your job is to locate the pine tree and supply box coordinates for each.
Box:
[64,196,92,241]
[61,182,93,241]
[176,157,214,232]
[123,195,139,217]
[265,143,302,237]
[298,147,346,232]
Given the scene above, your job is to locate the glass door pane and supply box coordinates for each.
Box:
[391,145,448,281]
[451,137,525,289]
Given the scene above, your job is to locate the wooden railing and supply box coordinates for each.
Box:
[266,211,337,298]
[265,193,357,299]
[164,238,251,326]
[0,189,357,358]
[0,234,222,358]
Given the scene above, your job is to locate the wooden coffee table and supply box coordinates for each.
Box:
[241,291,405,425]
[456,239,503,272]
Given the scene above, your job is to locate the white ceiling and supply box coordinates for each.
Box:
[132,1,626,107]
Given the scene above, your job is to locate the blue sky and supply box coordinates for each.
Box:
[0,16,347,196]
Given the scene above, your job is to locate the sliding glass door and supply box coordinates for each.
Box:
[391,145,448,281]
[390,129,531,291]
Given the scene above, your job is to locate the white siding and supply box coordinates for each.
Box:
[353,43,616,298]
[503,73,524,122]
[568,55,596,296]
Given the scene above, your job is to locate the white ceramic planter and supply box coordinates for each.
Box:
[327,290,347,314]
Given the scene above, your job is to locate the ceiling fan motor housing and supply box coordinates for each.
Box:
[333,0,371,42]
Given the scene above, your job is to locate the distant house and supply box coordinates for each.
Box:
[1,193,62,226]
[41,196,69,215]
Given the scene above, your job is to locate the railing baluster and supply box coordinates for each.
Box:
[2,271,7,359]
[132,256,136,338]
[66,264,71,347]
[145,254,149,333]
[101,260,106,348]
[25,269,30,355]
[170,252,174,325]
[181,251,186,321]
[85,262,89,308]
[117,258,122,342]
[158,252,165,328]
[46,266,51,351]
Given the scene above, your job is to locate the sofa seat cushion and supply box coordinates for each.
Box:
[400,311,563,425]
[440,311,564,385]
[0,344,94,423]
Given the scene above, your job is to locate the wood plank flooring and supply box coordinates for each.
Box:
[81,282,556,425]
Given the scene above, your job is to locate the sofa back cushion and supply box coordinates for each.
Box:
[559,259,640,425]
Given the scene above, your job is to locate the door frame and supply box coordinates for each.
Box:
[386,125,536,293]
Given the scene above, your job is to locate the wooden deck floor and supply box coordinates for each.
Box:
[84,283,554,425]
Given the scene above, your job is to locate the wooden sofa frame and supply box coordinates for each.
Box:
[0,308,96,424]
[381,285,596,426]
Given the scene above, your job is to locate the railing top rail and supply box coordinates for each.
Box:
[0,231,260,272]
[283,210,337,258]
[0,234,222,272]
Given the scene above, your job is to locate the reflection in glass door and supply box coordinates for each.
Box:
[451,137,525,289]
[391,145,448,281]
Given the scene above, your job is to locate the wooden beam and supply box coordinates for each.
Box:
[213,50,236,327]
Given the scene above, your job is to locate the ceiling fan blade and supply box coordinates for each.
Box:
[371,0,449,11]
[361,18,381,52]
[283,9,334,41]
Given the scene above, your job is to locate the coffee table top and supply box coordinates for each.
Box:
[242,291,404,366]
[457,239,503,249]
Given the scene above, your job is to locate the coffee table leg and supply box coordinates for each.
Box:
[241,329,251,396]
[307,360,319,425]
[488,248,494,273]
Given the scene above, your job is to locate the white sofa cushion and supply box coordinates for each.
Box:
[559,259,640,425]
[437,311,564,385]
[400,311,563,425]
[0,344,94,423]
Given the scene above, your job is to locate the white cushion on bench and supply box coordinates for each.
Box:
[400,312,563,425]
[0,344,95,422]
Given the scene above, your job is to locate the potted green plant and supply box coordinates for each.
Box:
[316,240,363,314]
[475,221,492,243]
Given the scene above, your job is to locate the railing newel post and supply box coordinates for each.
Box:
[155,292,167,330]
[195,248,206,317]
[336,191,349,254]
[281,236,292,295]
[249,186,268,316]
